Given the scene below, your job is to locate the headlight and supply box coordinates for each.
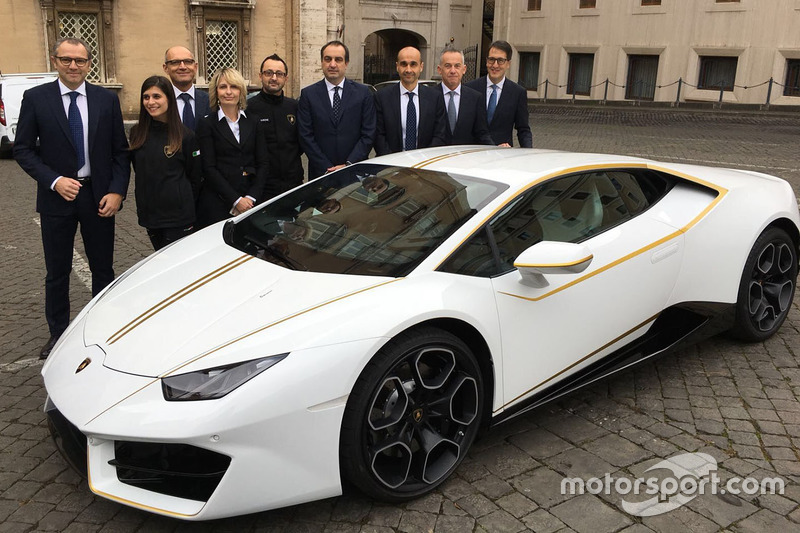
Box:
[161,354,288,401]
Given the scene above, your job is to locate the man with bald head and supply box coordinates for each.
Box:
[163,45,210,130]
[374,46,446,155]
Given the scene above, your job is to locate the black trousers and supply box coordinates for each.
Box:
[146,224,194,251]
[39,184,115,337]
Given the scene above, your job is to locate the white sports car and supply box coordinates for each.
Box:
[43,147,799,520]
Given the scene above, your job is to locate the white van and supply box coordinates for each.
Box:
[0,72,58,157]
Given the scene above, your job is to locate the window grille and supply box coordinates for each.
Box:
[519,53,540,90]
[698,56,737,91]
[206,20,239,77]
[58,12,101,82]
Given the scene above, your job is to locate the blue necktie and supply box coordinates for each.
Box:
[68,91,85,169]
[487,84,498,124]
[180,93,195,130]
[405,92,416,151]
[332,86,341,123]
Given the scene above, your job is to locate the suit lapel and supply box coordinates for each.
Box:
[239,114,254,146]
[216,113,241,149]
[393,84,404,141]
[47,82,74,147]
[85,83,99,156]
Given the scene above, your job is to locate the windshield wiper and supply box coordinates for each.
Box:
[242,233,306,271]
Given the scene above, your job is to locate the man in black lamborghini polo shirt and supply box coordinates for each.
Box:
[247,53,305,201]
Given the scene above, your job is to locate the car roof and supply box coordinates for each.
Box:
[367,147,654,187]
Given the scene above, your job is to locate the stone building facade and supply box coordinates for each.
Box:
[494,0,800,106]
[0,0,484,117]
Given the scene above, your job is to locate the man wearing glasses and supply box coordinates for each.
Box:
[466,40,532,148]
[14,37,130,359]
[247,54,304,199]
[297,40,376,180]
[163,45,210,130]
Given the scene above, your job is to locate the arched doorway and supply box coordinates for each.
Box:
[363,29,426,86]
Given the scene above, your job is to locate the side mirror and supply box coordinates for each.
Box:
[513,241,594,286]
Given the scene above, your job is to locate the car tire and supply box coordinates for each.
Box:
[340,326,484,502]
[732,227,797,342]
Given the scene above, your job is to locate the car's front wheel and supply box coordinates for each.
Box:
[732,227,798,342]
[340,327,484,501]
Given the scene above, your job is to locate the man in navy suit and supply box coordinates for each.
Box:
[14,37,130,358]
[163,45,210,130]
[437,48,493,146]
[374,46,447,155]
[297,40,376,180]
[466,40,532,148]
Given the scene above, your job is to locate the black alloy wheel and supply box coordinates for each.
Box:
[340,327,484,501]
[732,227,797,341]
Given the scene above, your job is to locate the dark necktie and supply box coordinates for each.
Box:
[487,84,498,124]
[447,91,457,133]
[332,86,341,122]
[405,92,416,151]
[68,91,85,169]
[180,93,195,130]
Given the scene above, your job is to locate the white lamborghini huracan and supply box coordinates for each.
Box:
[42,147,799,520]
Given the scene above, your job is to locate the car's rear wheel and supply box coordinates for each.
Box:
[732,227,797,342]
[340,327,484,501]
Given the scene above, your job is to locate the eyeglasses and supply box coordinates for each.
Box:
[55,56,89,67]
[165,59,196,67]
[486,57,509,65]
[261,70,287,79]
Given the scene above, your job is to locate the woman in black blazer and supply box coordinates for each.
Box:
[196,67,269,227]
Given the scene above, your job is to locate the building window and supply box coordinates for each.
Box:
[641,0,661,5]
[528,0,542,10]
[579,0,596,8]
[697,56,738,91]
[205,20,239,75]
[568,53,594,95]
[785,59,800,97]
[40,0,117,83]
[715,0,740,3]
[626,55,659,100]
[189,1,254,82]
[519,52,540,90]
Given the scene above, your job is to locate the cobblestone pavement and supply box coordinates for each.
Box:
[1,105,800,532]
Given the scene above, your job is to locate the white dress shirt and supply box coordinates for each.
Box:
[174,85,197,118]
[441,83,462,119]
[485,77,506,107]
[55,80,90,186]
[324,78,345,106]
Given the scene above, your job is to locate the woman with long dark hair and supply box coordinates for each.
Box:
[196,67,269,227]
[129,75,201,250]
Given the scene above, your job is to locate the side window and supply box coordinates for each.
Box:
[440,169,674,277]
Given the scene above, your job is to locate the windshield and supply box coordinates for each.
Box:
[226,163,507,276]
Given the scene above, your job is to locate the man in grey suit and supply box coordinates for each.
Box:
[297,40,376,179]
[437,48,493,146]
[163,45,210,130]
[466,40,532,148]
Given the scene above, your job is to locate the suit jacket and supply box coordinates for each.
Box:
[374,83,448,156]
[194,88,211,121]
[439,83,494,146]
[465,76,532,148]
[195,110,269,225]
[13,80,130,215]
[297,78,376,179]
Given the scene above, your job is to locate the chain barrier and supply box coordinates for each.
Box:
[535,76,799,107]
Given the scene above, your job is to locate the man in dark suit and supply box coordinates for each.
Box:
[437,48,493,146]
[14,37,130,358]
[374,46,447,156]
[297,40,376,180]
[163,45,210,130]
[465,40,532,148]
